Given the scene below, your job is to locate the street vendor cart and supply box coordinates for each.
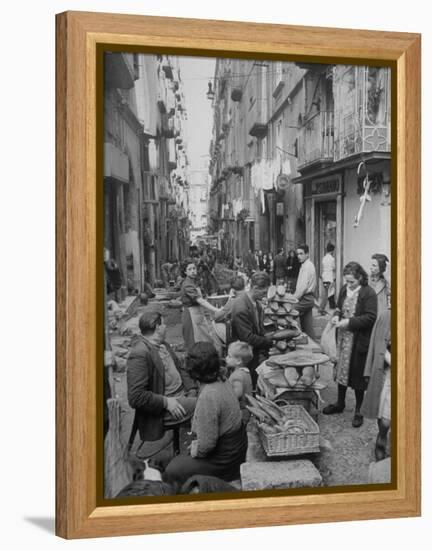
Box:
[256,342,330,419]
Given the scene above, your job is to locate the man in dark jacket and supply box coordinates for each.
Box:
[230,271,273,387]
[127,310,197,445]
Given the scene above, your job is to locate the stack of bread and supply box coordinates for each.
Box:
[263,284,307,355]
[257,349,329,390]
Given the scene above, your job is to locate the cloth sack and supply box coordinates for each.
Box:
[320,319,337,363]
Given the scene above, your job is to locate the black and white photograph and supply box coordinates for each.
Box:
[103,52,392,500]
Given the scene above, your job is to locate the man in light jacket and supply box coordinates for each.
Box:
[294,244,317,340]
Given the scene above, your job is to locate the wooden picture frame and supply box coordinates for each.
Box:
[56,11,421,539]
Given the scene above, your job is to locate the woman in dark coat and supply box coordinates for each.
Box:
[323,261,377,427]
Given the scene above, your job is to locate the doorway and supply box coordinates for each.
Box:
[314,200,337,279]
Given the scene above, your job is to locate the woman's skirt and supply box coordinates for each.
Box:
[163,424,248,486]
[335,328,354,387]
[378,366,391,421]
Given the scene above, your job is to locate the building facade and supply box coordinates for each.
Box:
[188,166,210,244]
[208,58,306,261]
[104,52,191,292]
[209,59,391,291]
[294,63,391,292]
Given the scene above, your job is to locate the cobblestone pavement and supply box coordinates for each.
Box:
[108,301,385,489]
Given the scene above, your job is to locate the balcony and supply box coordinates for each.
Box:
[333,66,390,162]
[297,111,334,171]
[161,56,174,80]
[161,114,175,138]
[231,87,242,102]
[104,53,136,90]
[104,143,129,183]
[248,98,268,138]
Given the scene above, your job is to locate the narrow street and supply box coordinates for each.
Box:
[108,297,383,489]
[103,53,392,496]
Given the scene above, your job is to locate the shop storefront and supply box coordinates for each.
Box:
[304,175,343,293]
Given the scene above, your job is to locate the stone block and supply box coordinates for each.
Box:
[240,460,322,491]
[368,458,391,484]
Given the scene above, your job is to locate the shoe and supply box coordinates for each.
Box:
[375,434,387,461]
[352,413,364,428]
[322,403,345,415]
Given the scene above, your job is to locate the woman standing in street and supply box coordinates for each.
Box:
[181,263,220,353]
[164,342,248,485]
[369,253,391,316]
[361,308,391,460]
[323,261,377,428]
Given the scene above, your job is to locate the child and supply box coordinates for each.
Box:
[226,341,254,423]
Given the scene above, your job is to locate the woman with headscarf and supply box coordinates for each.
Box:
[322,261,377,428]
[164,342,248,486]
[369,253,391,316]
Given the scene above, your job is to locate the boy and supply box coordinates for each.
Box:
[226,341,254,422]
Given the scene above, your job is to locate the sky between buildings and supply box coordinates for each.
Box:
[179,55,216,172]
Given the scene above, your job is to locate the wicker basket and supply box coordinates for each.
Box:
[258,405,320,457]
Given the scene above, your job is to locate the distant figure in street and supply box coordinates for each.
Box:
[244,249,257,276]
[104,257,122,297]
[180,263,221,353]
[369,253,391,317]
[253,250,260,272]
[197,254,217,296]
[294,244,317,340]
[286,249,300,293]
[126,310,198,448]
[258,250,265,271]
[322,261,377,428]
[170,259,180,286]
[230,271,273,388]
[161,260,173,289]
[267,252,275,283]
[164,342,248,486]
[274,248,288,285]
[261,253,269,274]
[318,243,336,315]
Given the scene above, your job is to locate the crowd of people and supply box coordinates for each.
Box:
[119,243,391,496]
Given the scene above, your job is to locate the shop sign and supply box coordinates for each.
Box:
[310,178,341,195]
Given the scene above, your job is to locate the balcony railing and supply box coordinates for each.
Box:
[248,98,268,138]
[333,66,390,162]
[297,111,334,170]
